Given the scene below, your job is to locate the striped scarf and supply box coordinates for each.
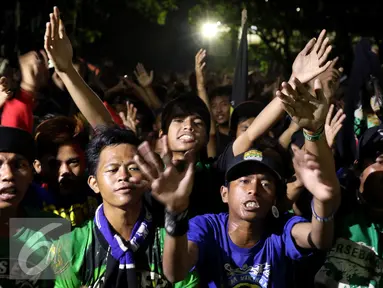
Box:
[94,203,152,287]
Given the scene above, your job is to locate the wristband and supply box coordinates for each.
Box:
[165,209,189,236]
[303,125,324,142]
[311,200,334,223]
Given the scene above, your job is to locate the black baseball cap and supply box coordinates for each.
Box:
[225,149,283,184]
[161,93,211,137]
[357,124,383,162]
[0,126,35,163]
[230,101,265,133]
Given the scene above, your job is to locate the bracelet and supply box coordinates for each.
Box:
[303,125,324,142]
[311,200,334,223]
[165,209,189,237]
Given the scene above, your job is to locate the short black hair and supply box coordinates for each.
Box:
[161,93,211,138]
[209,85,232,102]
[86,125,141,176]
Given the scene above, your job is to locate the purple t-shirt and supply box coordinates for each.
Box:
[187,213,310,288]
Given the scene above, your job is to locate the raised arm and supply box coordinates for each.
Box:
[44,7,113,128]
[133,138,198,282]
[195,49,217,158]
[232,29,333,156]
[134,63,162,110]
[277,78,340,250]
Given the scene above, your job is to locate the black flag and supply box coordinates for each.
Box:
[231,11,248,107]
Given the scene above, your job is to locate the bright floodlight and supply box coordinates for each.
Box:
[296,7,301,12]
[202,23,218,38]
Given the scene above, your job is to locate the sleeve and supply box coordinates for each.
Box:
[214,141,234,174]
[103,101,124,127]
[1,89,34,133]
[187,215,214,268]
[282,216,312,260]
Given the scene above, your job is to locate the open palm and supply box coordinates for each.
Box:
[44,7,73,73]
[292,29,333,84]
[292,145,336,202]
[277,78,328,132]
[134,137,195,212]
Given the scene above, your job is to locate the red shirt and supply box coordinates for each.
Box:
[1,89,34,133]
[103,101,124,127]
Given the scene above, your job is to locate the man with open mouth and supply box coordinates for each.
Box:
[0,126,68,288]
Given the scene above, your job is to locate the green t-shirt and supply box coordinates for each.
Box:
[0,207,66,288]
[49,220,198,288]
[315,208,383,287]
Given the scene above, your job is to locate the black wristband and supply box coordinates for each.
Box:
[164,209,189,237]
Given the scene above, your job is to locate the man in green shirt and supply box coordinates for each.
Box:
[315,125,383,287]
[48,126,198,288]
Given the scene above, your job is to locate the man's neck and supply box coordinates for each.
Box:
[227,213,264,248]
[103,201,142,241]
[218,123,230,136]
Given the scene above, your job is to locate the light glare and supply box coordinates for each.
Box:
[202,23,218,38]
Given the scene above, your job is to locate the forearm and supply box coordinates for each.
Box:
[207,134,217,158]
[304,135,340,249]
[144,86,162,110]
[163,234,191,283]
[58,64,114,128]
[304,133,337,183]
[233,97,284,156]
[279,126,300,149]
[310,196,340,249]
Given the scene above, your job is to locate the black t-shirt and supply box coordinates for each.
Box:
[216,132,233,157]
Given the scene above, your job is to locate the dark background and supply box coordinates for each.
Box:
[1,0,383,76]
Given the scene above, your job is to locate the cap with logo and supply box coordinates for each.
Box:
[357,124,383,162]
[225,149,283,184]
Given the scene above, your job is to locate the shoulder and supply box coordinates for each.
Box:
[189,213,228,232]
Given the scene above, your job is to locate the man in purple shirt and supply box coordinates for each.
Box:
[134,77,341,288]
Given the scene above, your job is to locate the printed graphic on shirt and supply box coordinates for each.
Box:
[315,238,383,288]
[225,263,270,288]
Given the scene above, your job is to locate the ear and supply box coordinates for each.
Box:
[33,160,42,174]
[220,185,229,204]
[159,129,164,138]
[88,175,100,194]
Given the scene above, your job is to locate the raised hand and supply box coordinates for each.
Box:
[119,102,139,135]
[134,137,195,213]
[195,49,206,86]
[292,29,333,84]
[311,57,343,101]
[44,7,73,73]
[0,76,12,108]
[292,144,338,202]
[276,78,329,132]
[134,63,154,88]
[325,104,346,148]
